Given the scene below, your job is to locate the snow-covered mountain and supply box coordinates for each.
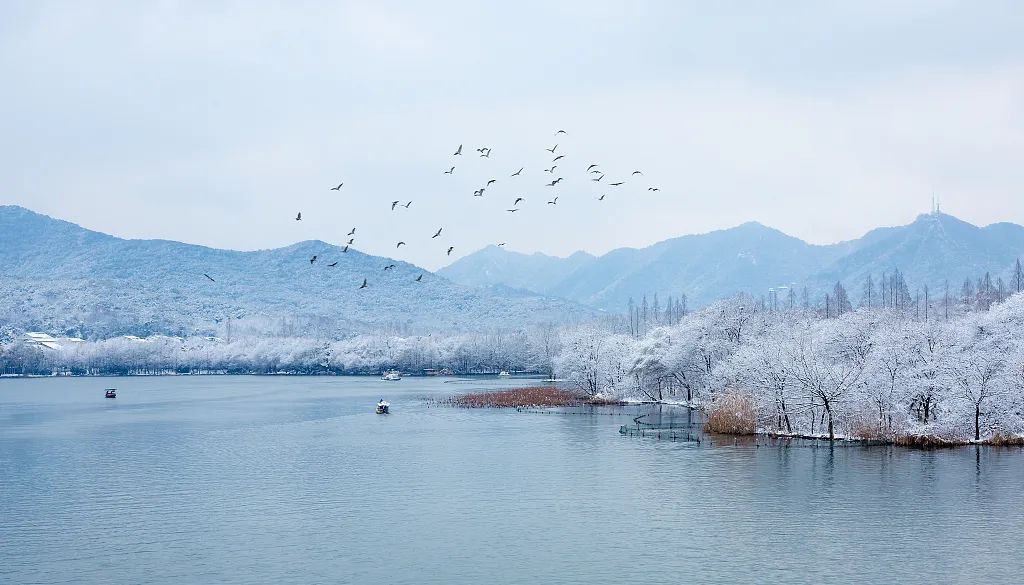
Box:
[0,206,595,338]
[440,213,1024,310]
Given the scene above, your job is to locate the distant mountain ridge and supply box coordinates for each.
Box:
[0,205,595,338]
[439,212,1024,310]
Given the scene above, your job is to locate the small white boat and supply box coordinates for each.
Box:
[376,399,390,414]
[381,371,401,381]
[498,371,510,377]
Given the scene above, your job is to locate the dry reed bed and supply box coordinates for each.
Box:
[441,386,617,408]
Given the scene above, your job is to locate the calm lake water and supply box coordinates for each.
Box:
[2,376,1023,585]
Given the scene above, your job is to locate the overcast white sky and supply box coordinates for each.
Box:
[2,1,1023,269]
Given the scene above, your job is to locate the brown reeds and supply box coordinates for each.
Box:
[704,391,756,435]
[444,386,586,408]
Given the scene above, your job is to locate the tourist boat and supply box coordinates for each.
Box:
[376,399,390,414]
[104,389,117,398]
[381,371,401,381]
[498,371,510,377]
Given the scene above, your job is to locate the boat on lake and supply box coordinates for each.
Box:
[381,371,401,381]
[498,371,510,377]
[376,399,390,414]
[104,389,117,398]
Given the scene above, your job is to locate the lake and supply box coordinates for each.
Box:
[2,376,1023,585]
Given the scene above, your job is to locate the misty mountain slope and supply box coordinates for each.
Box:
[0,206,595,337]
[810,213,1024,294]
[437,245,596,293]
[546,222,845,310]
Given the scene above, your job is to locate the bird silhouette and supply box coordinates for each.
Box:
[432,227,443,238]
[545,180,557,187]
[546,144,558,153]
[396,241,406,248]
[506,208,519,213]
[632,170,643,175]
[545,166,557,173]
[610,182,624,186]
[415,274,423,282]
[590,169,602,174]
[330,183,343,190]
[203,273,215,282]
[310,255,318,264]
[587,164,599,171]
[547,197,558,205]
[403,201,412,208]
[486,179,497,186]
[295,212,302,221]
[348,227,356,236]
[592,174,604,182]
[552,155,564,162]
[514,197,524,205]
[555,130,567,135]
[553,177,563,184]
[498,242,506,246]
[447,246,454,256]
[648,187,660,192]
[597,194,606,201]
[347,238,354,245]
[473,189,484,197]
[454,144,462,155]
[511,167,523,177]
[359,278,368,289]
[479,150,491,158]
[391,201,400,210]
[328,261,338,267]
[445,166,455,174]
[384,264,396,271]
[342,245,349,253]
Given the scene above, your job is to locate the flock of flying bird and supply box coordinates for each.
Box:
[205,130,660,289]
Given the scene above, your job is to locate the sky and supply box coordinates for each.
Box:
[2,1,1023,270]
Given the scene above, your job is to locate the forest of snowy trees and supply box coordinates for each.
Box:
[556,265,1024,444]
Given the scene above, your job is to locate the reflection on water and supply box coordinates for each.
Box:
[2,376,1024,585]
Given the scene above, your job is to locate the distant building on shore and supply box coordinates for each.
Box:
[20,332,85,351]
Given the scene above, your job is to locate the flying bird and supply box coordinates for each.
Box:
[592,174,604,182]
[432,227,443,238]
[454,144,462,155]
[473,189,485,197]
[384,264,396,271]
[328,261,338,267]
[545,166,557,173]
[347,238,355,245]
[396,241,406,248]
[545,180,557,187]
[546,144,558,153]
[403,201,412,208]
[506,208,519,213]
[514,197,524,205]
[415,274,423,282]
[590,169,602,174]
[610,182,624,186]
[587,164,599,171]
[552,155,564,162]
[498,242,506,247]
[359,278,368,289]
[648,187,660,192]
[203,273,215,282]
[447,246,454,256]
[511,167,523,177]
[555,130,567,135]
[295,212,302,221]
[310,255,318,264]
[330,183,343,190]
[547,197,558,205]
[391,200,400,210]
[553,177,563,184]
[479,150,491,158]
[597,194,606,201]
[486,179,497,186]
[342,245,349,253]
[445,166,455,174]
[347,227,356,236]
[632,170,643,175]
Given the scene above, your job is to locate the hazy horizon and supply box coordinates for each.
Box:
[3,2,1023,270]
